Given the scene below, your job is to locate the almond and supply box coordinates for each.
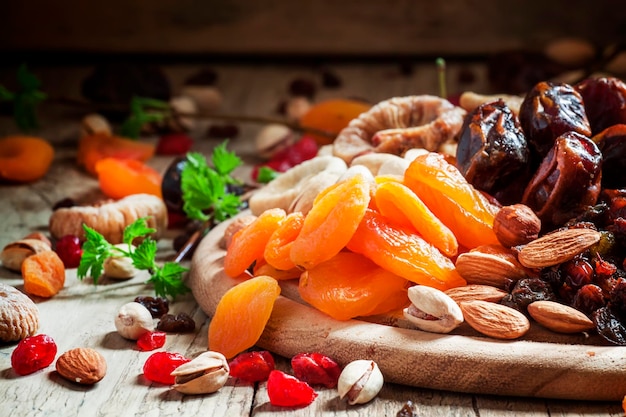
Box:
[56,348,107,385]
[460,300,530,339]
[517,228,601,268]
[0,283,40,342]
[455,245,529,288]
[444,284,508,304]
[527,300,595,334]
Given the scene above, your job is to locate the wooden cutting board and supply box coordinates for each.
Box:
[189,212,626,401]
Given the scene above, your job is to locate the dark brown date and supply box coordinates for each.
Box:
[519,81,591,163]
[456,100,529,201]
[575,77,626,135]
[521,131,602,230]
[592,124,626,189]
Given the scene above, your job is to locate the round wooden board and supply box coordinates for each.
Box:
[189,212,626,401]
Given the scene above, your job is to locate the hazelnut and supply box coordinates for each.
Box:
[493,204,541,248]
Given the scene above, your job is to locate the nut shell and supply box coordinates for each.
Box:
[56,347,107,385]
[1,238,51,272]
[0,283,40,342]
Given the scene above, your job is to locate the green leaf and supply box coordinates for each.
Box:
[148,262,190,298]
[77,225,115,284]
[0,86,15,101]
[120,96,170,139]
[212,141,242,177]
[132,238,158,271]
[213,193,243,222]
[257,166,280,183]
[123,217,156,245]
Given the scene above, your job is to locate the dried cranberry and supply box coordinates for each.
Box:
[142,351,190,385]
[136,331,167,351]
[561,258,594,289]
[55,235,83,268]
[11,334,57,376]
[266,370,317,407]
[229,350,275,382]
[156,313,195,333]
[291,352,341,388]
[156,133,193,155]
[134,296,169,318]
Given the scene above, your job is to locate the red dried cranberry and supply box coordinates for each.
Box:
[142,351,190,385]
[136,331,167,351]
[266,370,317,407]
[156,313,196,333]
[229,350,275,382]
[156,133,193,155]
[55,235,83,268]
[291,352,341,388]
[11,334,57,376]
[134,296,169,318]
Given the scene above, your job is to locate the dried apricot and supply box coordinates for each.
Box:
[290,175,370,270]
[299,252,409,321]
[253,261,302,281]
[264,212,304,271]
[77,133,155,176]
[375,181,458,257]
[299,99,371,146]
[347,209,465,291]
[0,136,54,183]
[95,158,163,199]
[224,208,286,278]
[21,251,66,298]
[403,152,500,249]
[208,275,281,359]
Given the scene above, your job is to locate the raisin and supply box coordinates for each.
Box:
[11,334,58,376]
[142,351,190,385]
[291,352,341,388]
[52,197,76,211]
[207,124,240,139]
[397,400,419,417]
[592,306,626,345]
[156,313,196,333]
[288,78,316,99]
[501,278,557,313]
[572,284,606,316]
[134,296,169,318]
[229,350,275,382]
[561,258,594,289]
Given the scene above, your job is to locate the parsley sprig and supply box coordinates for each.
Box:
[0,64,47,131]
[77,217,189,299]
[181,142,243,223]
[120,96,171,139]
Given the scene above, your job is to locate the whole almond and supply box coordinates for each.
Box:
[444,284,508,304]
[460,300,530,339]
[517,228,601,268]
[56,348,107,385]
[455,245,529,288]
[0,283,40,342]
[527,300,595,334]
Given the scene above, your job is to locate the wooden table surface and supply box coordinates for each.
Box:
[0,61,624,416]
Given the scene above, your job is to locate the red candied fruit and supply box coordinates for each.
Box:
[142,351,190,385]
[291,352,341,388]
[156,133,193,155]
[55,235,83,268]
[136,331,167,352]
[266,370,318,407]
[11,334,58,376]
[229,350,275,382]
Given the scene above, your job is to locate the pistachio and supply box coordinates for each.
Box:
[1,238,52,272]
[103,244,139,279]
[171,351,230,394]
[455,244,529,288]
[337,359,384,405]
[403,285,463,333]
[527,300,595,334]
[517,228,602,268]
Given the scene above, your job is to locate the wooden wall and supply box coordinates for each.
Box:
[1,0,625,58]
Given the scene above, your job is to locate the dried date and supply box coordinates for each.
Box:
[575,77,626,135]
[592,124,626,189]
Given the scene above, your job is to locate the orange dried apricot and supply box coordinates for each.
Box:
[224,208,286,278]
[95,158,163,199]
[208,275,281,359]
[21,251,66,298]
[0,136,54,183]
[375,181,458,257]
[299,99,371,146]
[298,251,409,321]
[403,152,500,249]
[264,212,304,271]
[290,175,370,270]
[253,261,302,281]
[77,133,155,176]
[347,209,466,291]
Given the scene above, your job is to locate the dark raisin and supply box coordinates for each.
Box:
[207,124,240,139]
[572,284,606,316]
[157,313,196,333]
[592,306,626,345]
[134,296,169,318]
[321,69,342,89]
[561,258,594,289]
[184,68,218,86]
[52,197,76,211]
[501,278,557,313]
[288,78,316,98]
[396,400,418,417]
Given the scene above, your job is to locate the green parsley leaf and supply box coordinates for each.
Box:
[120,96,170,139]
[123,217,156,246]
[148,262,190,299]
[0,64,47,131]
[77,225,115,285]
[257,166,280,183]
[212,140,242,178]
[132,238,158,271]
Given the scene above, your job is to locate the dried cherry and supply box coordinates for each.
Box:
[134,296,169,318]
[456,99,529,202]
[228,350,275,382]
[575,77,626,135]
[291,352,341,388]
[142,351,190,385]
[266,370,318,407]
[519,81,591,163]
[55,235,83,268]
[11,334,57,376]
[156,313,196,333]
[521,131,602,230]
[136,331,167,351]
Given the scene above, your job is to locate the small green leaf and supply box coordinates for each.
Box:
[148,262,190,298]
[123,217,156,245]
[257,166,280,183]
[77,225,115,284]
[132,238,158,271]
[212,141,242,177]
